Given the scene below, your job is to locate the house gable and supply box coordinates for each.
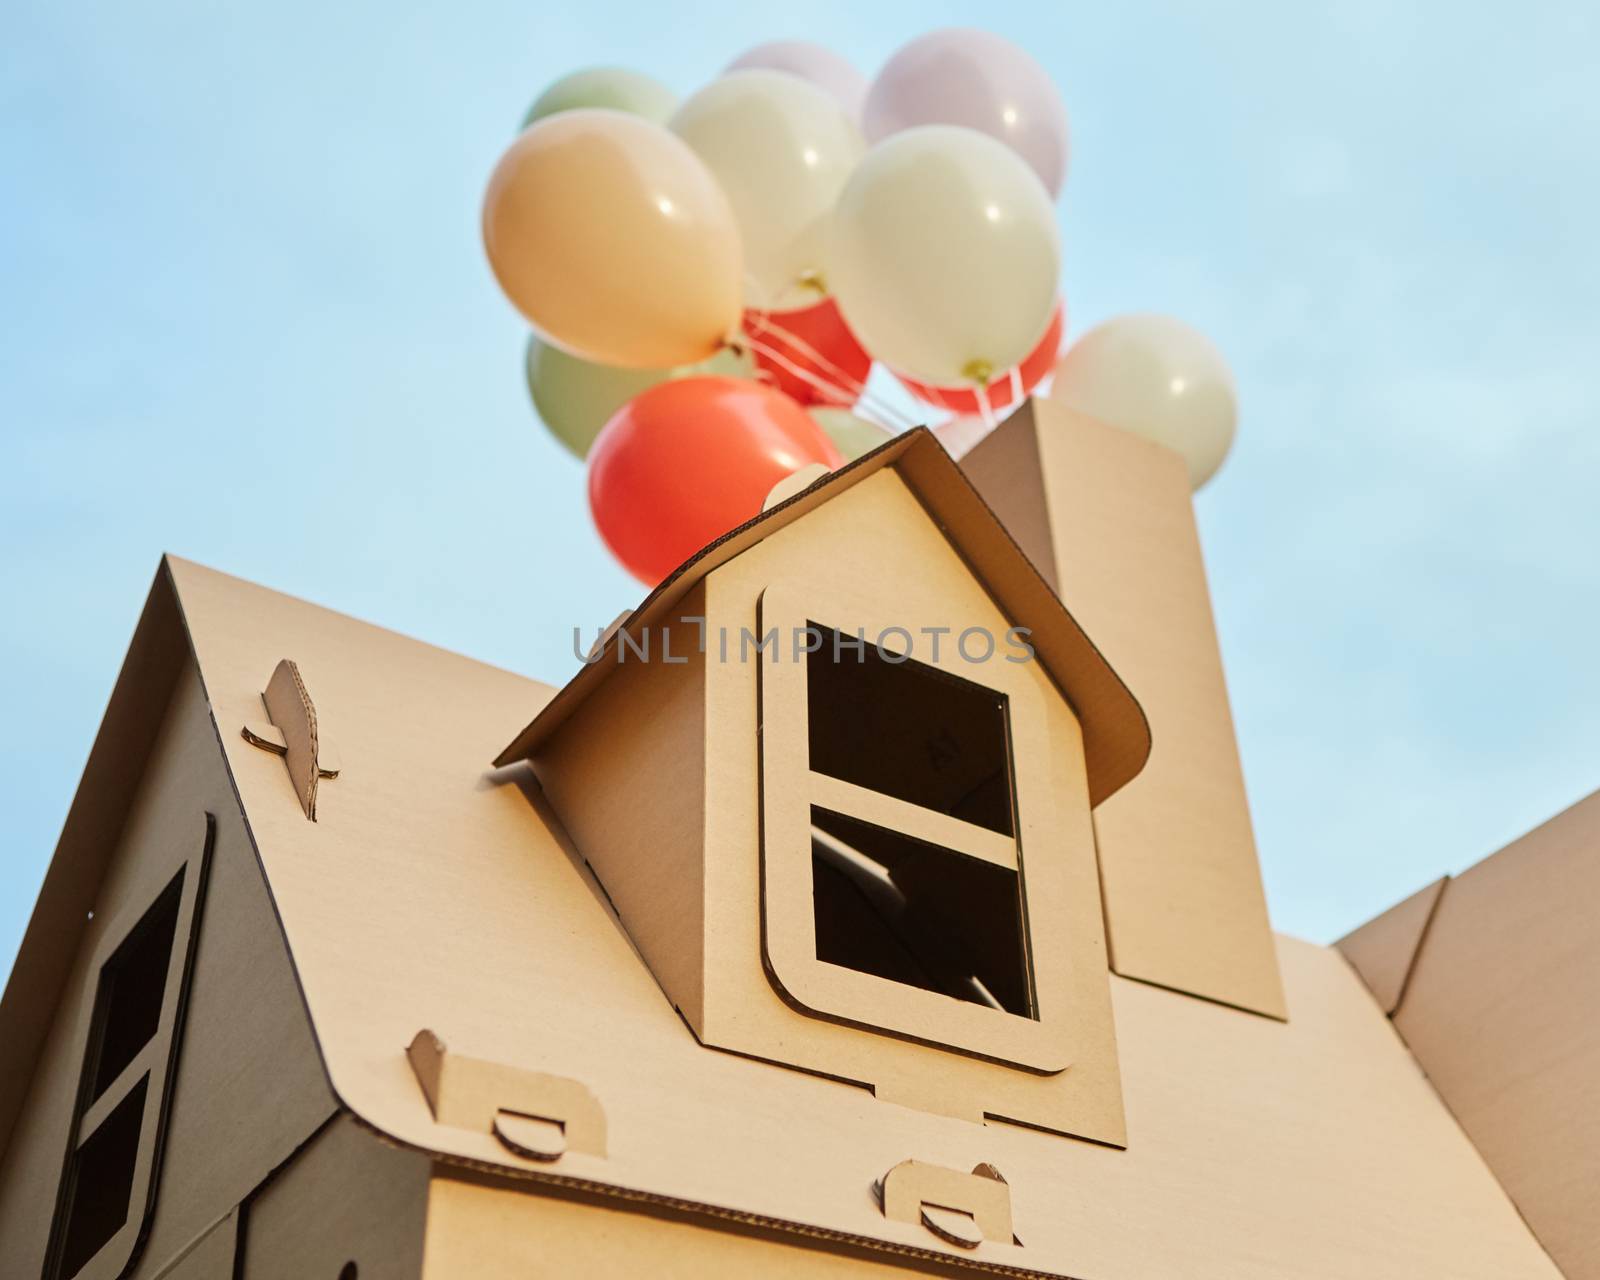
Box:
[0,597,335,1278]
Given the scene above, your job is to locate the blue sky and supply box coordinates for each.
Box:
[3,0,1599,977]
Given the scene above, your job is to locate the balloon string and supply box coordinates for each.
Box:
[740,308,874,401]
[737,327,920,433]
[975,381,998,431]
[1007,364,1023,407]
[737,329,851,405]
[739,302,923,431]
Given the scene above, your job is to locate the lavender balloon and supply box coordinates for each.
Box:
[725,40,868,122]
[863,28,1071,197]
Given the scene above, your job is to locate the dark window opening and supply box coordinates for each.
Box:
[84,871,183,1101]
[806,624,1015,836]
[55,1076,148,1279]
[810,808,1033,1018]
[47,865,192,1280]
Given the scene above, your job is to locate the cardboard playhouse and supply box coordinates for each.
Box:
[1,398,1595,1279]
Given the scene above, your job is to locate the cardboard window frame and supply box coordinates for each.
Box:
[42,814,214,1280]
[757,581,1074,1073]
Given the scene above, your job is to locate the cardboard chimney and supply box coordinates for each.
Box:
[0,409,1593,1280]
[960,398,1287,1020]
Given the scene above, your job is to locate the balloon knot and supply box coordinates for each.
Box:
[797,268,827,296]
[961,359,995,387]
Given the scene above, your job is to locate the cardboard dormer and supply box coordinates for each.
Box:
[961,398,1288,1020]
[496,426,1150,1145]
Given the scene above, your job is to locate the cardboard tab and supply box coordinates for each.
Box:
[1336,877,1448,1015]
[878,1160,1013,1248]
[406,1030,606,1160]
[763,463,830,512]
[242,722,340,780]
[260,659,325,820]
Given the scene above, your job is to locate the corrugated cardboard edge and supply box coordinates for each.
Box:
[1335,877,1449,1016]
[408,1149,1077,1280]
[0,561,188,1155]
[493,424,1152,810]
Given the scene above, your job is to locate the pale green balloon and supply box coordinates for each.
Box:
[526,337,751,459]
[808,408,894,461]
[521,68,678,130]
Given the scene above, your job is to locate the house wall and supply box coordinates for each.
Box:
[0,659,336,1280]
[419,1173,980,1279]
[529,586,710,1027]
[240,1115,429,1279]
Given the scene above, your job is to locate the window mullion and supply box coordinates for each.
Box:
[808,771,1018,870]
[74,1040,158,1147]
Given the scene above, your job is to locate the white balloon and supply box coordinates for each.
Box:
[1050,315,1238,489]
[827,126,1059,388]
[725,40,868,121]
[672,71,864,312]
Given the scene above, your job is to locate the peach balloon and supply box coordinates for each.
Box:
[483,109,744,369]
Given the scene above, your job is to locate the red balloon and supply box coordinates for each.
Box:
[742,298,872,408]
[589,377,843,586]
[897,301,1065,414]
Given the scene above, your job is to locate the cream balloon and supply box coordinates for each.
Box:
[808,407,893,461]
[671,71,864,312]
[1050,315,1238,489]
[828,126,1058,387]
[482,110,744,369]
[725,40,869,121]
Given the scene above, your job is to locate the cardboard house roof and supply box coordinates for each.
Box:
[0,554,1564,1279]
[494,426,1152,809]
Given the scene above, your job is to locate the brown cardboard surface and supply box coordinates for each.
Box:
[497,427,1151,810]
[530,592,710,1030]
[0,656,336,1279]
[157,555,1556,1280]
[961,402,1285,1021]
[149,1209,237,1279]
[1391,789,1600,1280]
[1335,876,1447,1015]
[241,1114,429,1279]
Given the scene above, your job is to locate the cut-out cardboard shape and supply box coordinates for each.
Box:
[407,1030,606,1161]
[877,1159,1014,1248]
[500,427,1147,1144]
[245,659,339,820]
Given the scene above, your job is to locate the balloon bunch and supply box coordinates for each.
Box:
[484,31,1239,586]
